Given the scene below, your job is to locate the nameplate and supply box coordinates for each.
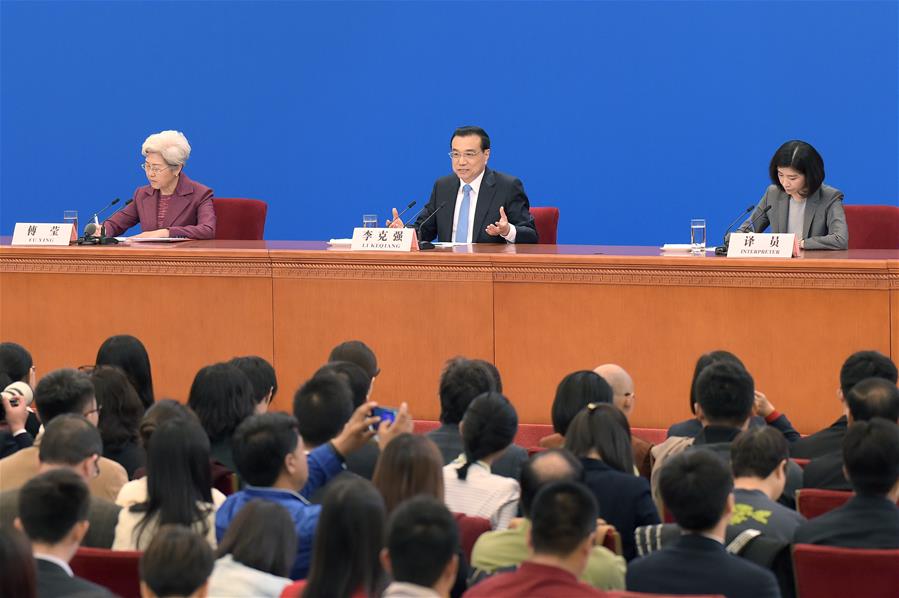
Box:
[12,223,74,246]
[727,233,795,259]
[351,227,419,252]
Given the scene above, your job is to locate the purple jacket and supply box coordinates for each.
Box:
[104,173,216,239]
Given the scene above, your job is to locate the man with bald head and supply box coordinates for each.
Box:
[594,364,652,478]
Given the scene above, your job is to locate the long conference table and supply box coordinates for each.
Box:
[1,239,897,434]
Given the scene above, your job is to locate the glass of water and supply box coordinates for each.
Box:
[690,218,706,255]
[362,214,378,228]
[63,210,78,243]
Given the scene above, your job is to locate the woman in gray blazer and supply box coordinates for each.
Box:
[739,140,848,250]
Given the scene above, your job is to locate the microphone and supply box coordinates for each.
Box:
[715,204,772,255]
[747,204,773,233]
[81,199,133,244]
[388,200,417,226]
[714,204,754,255]
[413,202,447,250]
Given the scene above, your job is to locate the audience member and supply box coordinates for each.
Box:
[95,334,155,410]
[594,363,654,478]
[294,371,355,452]
[443,392,520,530]
[794,418,899,548]
[373,433,445,514]
[565,403,659,560]
[16,469,115,598]
[229,355,278,414]
[209,500,294,597]
[1,371,35,458]
[1,415,121,548]
[538,370,612,448]
[464,481,607,598]
[0,341,40,454]
[0,526,37,598]
[626,451,780,598]
[427,358,527,479]
[471,449,625,590]
[140,525,214,598]
[91,366,145,478]
[328,340,380,385]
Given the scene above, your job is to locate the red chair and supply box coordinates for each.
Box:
[793,543,899,598]
[608,592,724,598]
[796,488,853,519]
[601,527,623,556]
[632,427,667,445]
[70,547,142,598]
[453,513,492,561]
[413,419,441,435]
[844,204,899,249]
[792,457,811,469]
[514,423,554,448]
[530,206,559,244]
[213,197,268,240]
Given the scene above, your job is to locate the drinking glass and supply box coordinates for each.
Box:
[63,210,79,243]
[362,214,378,228]
[690,219,706,255]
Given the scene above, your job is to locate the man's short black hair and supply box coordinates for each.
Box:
[0,342,32,382]
[18,469,90,544]
[229,356,278,405]
[843,418,899,496]
[328,340,379,378]
[695,361,755,428]
[293,371,354,447]
[659,450,734,533]
[232,413,300,487]
[187,363,256,443]
[438,358,496,424]
[839,351,897,396]
[768,140,825,198]
[845,378,899,422]
[386,496,458,588]
[33,368,95,425]
[731,426,788,479]
[519,449,583,518]
[140,525,214,598]
[318,361,371,409]
[451,126,490,151]
[530,481,598,556]
[38,414,102,466]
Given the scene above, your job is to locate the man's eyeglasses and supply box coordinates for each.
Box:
[448,151,482,161]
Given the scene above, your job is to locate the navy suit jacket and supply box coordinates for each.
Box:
[790,416,847,459]
[793,494,899,548]
[35,558,114,598]
[801,450,851,491]
[414,168,537,243]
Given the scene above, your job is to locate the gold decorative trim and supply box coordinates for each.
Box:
[0,256,271,278]
[272,260,493,282]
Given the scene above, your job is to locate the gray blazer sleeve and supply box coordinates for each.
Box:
[804,189,848,250]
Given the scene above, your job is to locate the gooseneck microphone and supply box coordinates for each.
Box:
[413,202,447,250]
[80,198,133,245]
[388,200,417,226]
[747,204,773,233]
[715,204,771,255]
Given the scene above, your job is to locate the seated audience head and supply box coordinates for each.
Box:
[232,412,306,489]
[383,496,459,594]
[187,362,255,444]
[659,450,734,534]
[769,140,826,198]
[91,365,144,452]
[519,449,583,518]
[95,334,155,409]
[0,527,36,598]
[438,357,497,425]
[457,392,518,480]
[140,525,214,598]
[304,476,387,598]
[328,340,380,380]
[473,359,503,392]
[593,363,636,417]
[0,341,33,383]
[529,481,598,572]
[689,350,745,415]
[293,371,354,448]
[845,377,899,423]
[695,361,755,428]
[139,399,198,452]
[228,356,278,414]
[216,499,296,578]
[373,433,445,513]
[839,350,898,398]
[551,370,613,436]
[730,427,789,499]
[16,469,91,561]
[315,361,371,409]
[38,414,102,479]
[32,368,97,426]
[842,418,899,498]
[564,402,634,473]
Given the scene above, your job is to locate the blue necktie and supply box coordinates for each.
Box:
[455,184,472,243]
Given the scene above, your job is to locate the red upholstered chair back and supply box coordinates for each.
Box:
[413,419,441,435]
[607,592,725,597]
[796,488,853,519]
[844,204,899,249]
[514,423,553,448]
[453,513,492,561]
[792,457,811,469]
[632,427,667,445]
[792,543,899,598]
[71,547,142,598]
[213,197,268,240]
[530,206,559,244]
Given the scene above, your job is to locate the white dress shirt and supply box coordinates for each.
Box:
[443,458,520,530]
[450,170,517,243]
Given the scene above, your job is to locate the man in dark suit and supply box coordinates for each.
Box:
[794,418,899,548]
[627,450,780,598]
[16,469,115,598]
[389,126,537,244]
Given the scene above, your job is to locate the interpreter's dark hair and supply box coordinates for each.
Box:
[294,371,354,446]
[95,334,155,409]
[695,361,755,428]
[373,433,445,514]
[769,140,825,198]
[843,418,899,496]
[217,500,297,577]
[451,126,490,151]
[139,399,198,451]
[0,527,36,598]
[317,361,371,409]
[473,359,503,393]
[386,496,458,588]
[840,351,897,396]
[232,412,300,487]
[328,340,380,378]
[140,525,214,598]
[302,477,387,598]
[39,414,102,466]
[438,358,497,425]
[530,481,598,556]
[552,370,613,436]
[520,449,583,518]
[229,356,278,405]
[188,363,255,443]
[457,392,517,480]
[731,427,789,479]
[19,469,90,544]
[659,450,734,532]
[0,342,32,383]
[33,368,95,425]
[689,350,745,414]
[846,378,899,422]
[91,365,144,451]
[564,403,634,473]
[130,418,213,547]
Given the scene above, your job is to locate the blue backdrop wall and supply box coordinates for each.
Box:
[2,0,897,244]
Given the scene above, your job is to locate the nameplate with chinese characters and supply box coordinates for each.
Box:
[727,233,795,259]
[351,227,419,252]
[11,223,74,246]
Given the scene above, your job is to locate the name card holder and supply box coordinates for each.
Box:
[12,223,74,247]
[351,227,419,252]
[727,233,797,259]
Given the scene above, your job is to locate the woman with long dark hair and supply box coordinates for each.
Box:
[95,334,155,410]
[372,433,444,514]
[91,366,145,478]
